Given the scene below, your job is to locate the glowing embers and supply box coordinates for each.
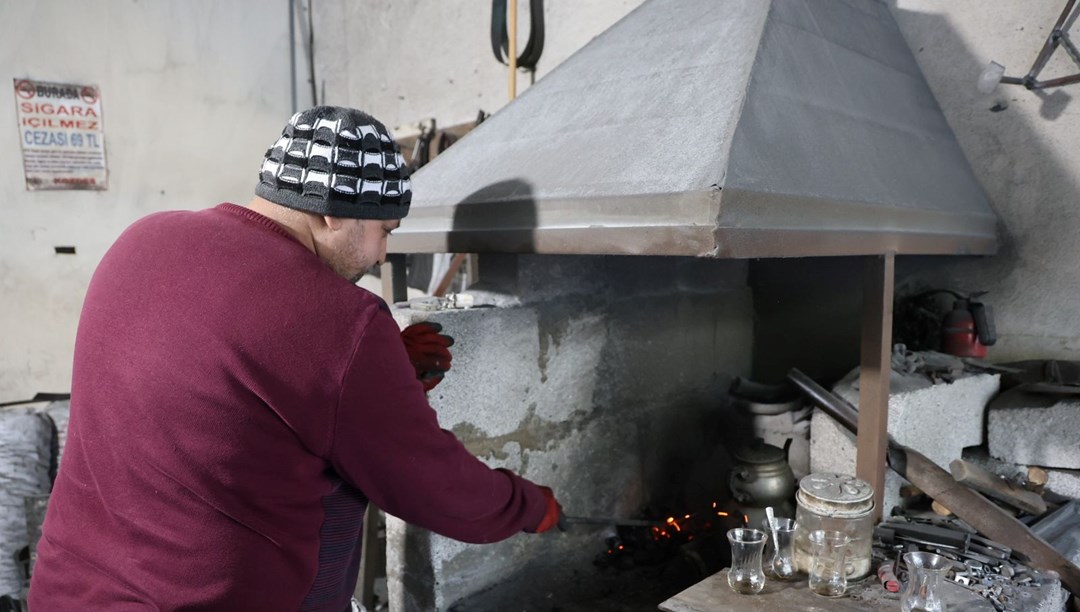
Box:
[595,500,744,573]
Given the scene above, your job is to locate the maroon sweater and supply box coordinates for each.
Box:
[29,204,546,611]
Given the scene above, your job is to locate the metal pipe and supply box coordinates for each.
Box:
[559,515,662,529]
[1059,31,1080,70]
[306,0,317,105]
[288,0,296,113]
[1063,0,1080,36]
[1026,0,1077,80]
[786,369,859,434]
[1032,73,1080,89]
[508,0,518,100]
[729,377,796,403]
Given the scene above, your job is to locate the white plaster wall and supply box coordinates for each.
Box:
[0,1,303,400]
[888,1,1080,361]
[313,0,648,132]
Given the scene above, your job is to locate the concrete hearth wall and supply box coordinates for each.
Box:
[386,254,754,611]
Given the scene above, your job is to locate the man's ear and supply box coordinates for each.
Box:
[323,215,344,231]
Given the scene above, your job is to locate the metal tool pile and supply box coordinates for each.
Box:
[787,367,1080,606]
[875,516,1063,611]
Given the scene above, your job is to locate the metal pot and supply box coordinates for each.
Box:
[729,438,797,511]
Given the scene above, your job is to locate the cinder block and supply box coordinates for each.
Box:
[810,367,999,515]
[988,395,1080,470]
[810,410,908,516]
[0,409,53,595]
[833,368,998,469]
[1047,469,1080,501]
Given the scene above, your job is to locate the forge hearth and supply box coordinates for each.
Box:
[384,255,753,611]
[448,508,744,612]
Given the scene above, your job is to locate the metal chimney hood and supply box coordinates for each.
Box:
[389,0,998,258]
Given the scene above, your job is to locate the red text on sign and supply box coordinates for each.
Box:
[19,102,99,117]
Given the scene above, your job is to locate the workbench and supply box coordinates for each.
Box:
[658,568,994,611]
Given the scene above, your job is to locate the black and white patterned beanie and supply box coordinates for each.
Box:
[255,106,412,220]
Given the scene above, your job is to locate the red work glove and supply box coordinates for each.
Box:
[533,486,563,534]
[400,321,454,392]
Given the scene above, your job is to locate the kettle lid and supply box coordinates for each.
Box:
[734,438,786,464]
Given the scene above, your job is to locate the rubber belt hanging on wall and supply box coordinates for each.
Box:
[491,0,545,70]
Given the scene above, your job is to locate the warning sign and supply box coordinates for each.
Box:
[13,79,108,191]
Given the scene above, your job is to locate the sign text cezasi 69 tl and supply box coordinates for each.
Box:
[14,79,108,191]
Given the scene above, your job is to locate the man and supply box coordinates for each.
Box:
[29,106,561,611]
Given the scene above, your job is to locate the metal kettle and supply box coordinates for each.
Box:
[729,438,797,516]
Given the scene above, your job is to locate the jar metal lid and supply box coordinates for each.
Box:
[797,472,874,517]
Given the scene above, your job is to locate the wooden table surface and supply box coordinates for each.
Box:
[659,568,993,612]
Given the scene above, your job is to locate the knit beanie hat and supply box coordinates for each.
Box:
[255,106,411,220]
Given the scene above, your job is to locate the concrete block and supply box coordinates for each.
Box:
[834,368,999,469]
[0,409,53,595]
[810,410,909,516]
[988,394,1080,470]
[810,367,999,515]
[1047,469,1080,501]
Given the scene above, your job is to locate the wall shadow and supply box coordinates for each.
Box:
[886,3,1080,362]
[448,179,538,254]
[752,5,1080,381]
[444,178,537,295]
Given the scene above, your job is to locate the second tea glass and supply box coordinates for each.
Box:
[761,517,798,580]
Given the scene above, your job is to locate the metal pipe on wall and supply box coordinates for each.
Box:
[508,0,518,100]
[289,0,296,113]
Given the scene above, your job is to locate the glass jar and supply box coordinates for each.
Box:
[793,472,874,580]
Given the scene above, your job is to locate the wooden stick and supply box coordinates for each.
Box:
[1026,466,1049,494]
[433,253,468,297]
[950,459,1047,516]
[931,500,953,516]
